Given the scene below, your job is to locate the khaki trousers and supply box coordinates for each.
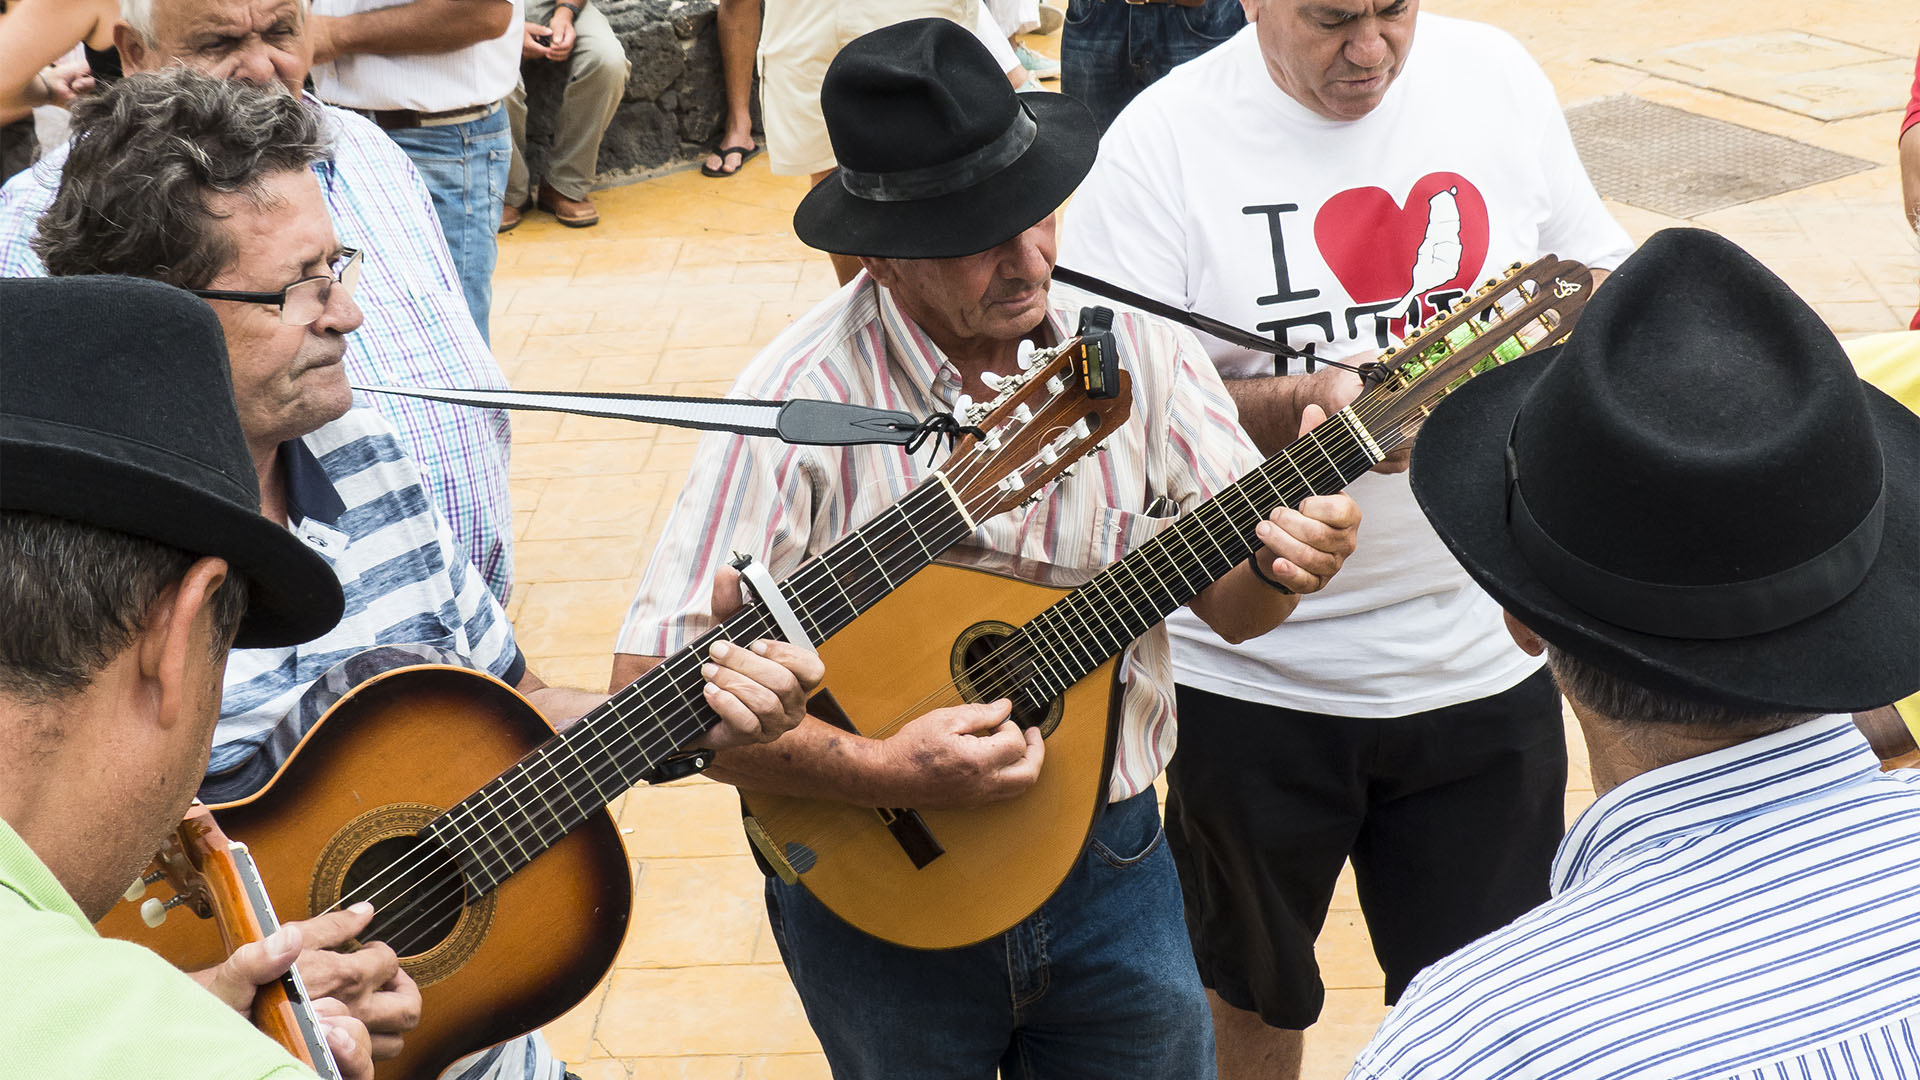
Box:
[506,0,631,203]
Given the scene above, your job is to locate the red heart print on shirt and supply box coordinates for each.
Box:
[1313,172,1490,326]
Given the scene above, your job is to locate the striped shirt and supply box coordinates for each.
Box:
[1350,714,1920,1080]
[616,275,1262,801]
[209,406,523,781]
[0,95,516,601]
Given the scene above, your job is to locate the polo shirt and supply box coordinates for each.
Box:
[1350,715,1920,1079]
[0,816,311,1078]
[209,406,523,796]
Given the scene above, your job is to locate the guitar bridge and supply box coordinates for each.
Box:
[875,808,944,870]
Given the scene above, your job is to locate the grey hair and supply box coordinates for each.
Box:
[1541,642,1817,738]
[33,67,331,289]
[0,511,248,702]
[118,0,156,45]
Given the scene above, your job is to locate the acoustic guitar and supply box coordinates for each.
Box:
[740,256,1597,948]
[96,334,1134,1079]
[131,802,344,1078]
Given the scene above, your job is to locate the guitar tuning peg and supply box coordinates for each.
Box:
[124,871,163,903]
[1039,444,1061,466]
[953,393,974,416]
[140,893,189,928]
[1058,464,1078,481]
[979,372,1011,392]
[1013,403,1033,424]
[1016,340,1037,368]
[1069,418,1093,440]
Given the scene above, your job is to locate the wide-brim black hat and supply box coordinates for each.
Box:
[793,18,1099,259]
[1410,228,1919,713]
[1,276,343,648]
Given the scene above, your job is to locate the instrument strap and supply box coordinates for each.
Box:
[355,385,945,447]
[1050,265,1366,375]
[730,553,817,651]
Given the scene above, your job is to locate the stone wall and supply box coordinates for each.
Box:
[517,0,760,188]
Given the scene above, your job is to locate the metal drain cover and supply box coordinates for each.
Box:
[1564,95,1875,219]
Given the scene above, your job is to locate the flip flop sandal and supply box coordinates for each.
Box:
[701,144,762,178]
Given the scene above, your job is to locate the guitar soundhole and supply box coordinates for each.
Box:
[951,622,1063,736]
[345,835,466,958]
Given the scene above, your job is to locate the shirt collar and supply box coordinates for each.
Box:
[1552,714,1880,895]
[0,815,92,934]
[280,436,346,527]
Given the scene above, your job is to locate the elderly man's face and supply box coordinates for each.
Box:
[864,216,1058,355]
[120,0,312,95]
[1243,0,1417,121]
[200,168,362,452]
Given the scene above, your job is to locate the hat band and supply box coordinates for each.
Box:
[1504,433,1886,640]
[838,105,1038,203]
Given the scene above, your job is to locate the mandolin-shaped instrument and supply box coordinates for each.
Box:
[740,256,1597,948]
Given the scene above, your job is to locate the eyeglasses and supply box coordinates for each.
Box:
[191,248,363,326]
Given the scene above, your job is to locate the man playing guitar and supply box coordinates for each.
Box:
[0,275,373,1077]
[611,20,1360,1079]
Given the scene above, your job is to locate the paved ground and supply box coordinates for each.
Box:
[491,3,1919,1076]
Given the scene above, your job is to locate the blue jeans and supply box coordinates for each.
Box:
[1060,0,1245,131]
[765,791,1216,1080]
[387,104,511,344]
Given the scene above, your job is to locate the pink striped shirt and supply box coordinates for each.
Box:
[616,274,1261,801]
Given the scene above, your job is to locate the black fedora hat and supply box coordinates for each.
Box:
[792,18,1099,259]
[1,276,343,648]
[1410,228,1920,713]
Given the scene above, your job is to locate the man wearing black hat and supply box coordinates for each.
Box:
[0,274,376,1077]
[1345,228,1920,1078]
[613,18,1362,1077]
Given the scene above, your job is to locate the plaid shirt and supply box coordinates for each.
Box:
[616,275,1262,801]
[0,96,516,600]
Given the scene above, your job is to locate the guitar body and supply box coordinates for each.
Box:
[96,664,632,1080]
[744,550,1122,950]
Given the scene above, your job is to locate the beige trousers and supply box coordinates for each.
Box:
[506,0,631,202]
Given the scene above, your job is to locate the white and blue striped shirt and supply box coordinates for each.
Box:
[210,407,523,782]
[1351,714,1920,1080]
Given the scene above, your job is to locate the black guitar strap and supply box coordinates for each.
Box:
[1051,265,1367,375]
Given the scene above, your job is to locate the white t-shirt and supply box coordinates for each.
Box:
[310,0,525,112]
[1061,15,1632,717]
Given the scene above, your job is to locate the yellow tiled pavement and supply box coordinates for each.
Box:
[489,2,1919,1075]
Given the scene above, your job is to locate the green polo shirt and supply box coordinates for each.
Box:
[0,816,314,1078]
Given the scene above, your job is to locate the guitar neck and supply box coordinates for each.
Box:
[1007,415,1382,707]
[1001,259,1590,707]
[435,479,978,894]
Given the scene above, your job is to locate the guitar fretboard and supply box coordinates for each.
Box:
[969,411,1383,711]
[431,480,976,895]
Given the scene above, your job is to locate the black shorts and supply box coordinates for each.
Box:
[1164,669,1566,1029]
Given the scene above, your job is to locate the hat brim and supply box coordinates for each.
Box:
[793,92,1100,259]
[1409,345,1920,713]
[2,441,343,649]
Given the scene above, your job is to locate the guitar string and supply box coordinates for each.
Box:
[342,279,1573,950]
[346,278,1570,949]
[350,282,1569,950]
[352,411,1109,951]
[325,367,1118,944]
[362,355,1438,951]
[741,299,1577,856]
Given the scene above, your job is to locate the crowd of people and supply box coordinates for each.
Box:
[1,3,1917,1080]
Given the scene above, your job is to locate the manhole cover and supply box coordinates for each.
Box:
[1596,31,1906,122]
[1565,96,1875,219]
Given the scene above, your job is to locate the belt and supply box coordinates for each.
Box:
[359,101,500,131]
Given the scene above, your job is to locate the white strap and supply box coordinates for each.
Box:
[733,554,816,651]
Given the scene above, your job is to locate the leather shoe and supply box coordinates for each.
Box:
[498,200,527,233]
[537,182,599,228]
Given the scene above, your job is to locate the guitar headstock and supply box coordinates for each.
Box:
[1359,256,1593,451]
[937,333,1134,522]
[124,802,342,1077]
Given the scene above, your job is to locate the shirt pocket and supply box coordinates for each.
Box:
[1086,504,1176,568]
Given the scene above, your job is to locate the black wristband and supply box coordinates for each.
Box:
[555,1,582,12]
[1245,551,1294,594]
